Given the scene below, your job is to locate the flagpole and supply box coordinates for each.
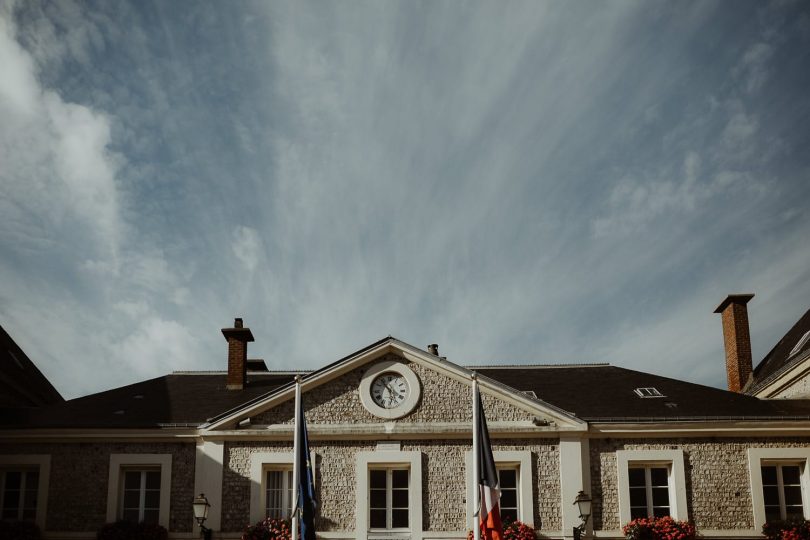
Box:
[292,375,301,540]
[472,373,480,540]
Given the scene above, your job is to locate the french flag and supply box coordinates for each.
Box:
[474,380,504,540]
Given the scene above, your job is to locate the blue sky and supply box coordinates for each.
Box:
[1,0,809,399]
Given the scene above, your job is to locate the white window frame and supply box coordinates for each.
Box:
[616,450,688,523]
[368,467,410,531]
[0,455,50,530]
[627,464,672,519]
[249,451,317,525]
[748,448,810,529]
[119,468,162,524]
[465,450,533,529]
[356,450,423,540]
[106,454,171,529]
[264,467,294,520]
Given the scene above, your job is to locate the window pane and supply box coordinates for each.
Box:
[142,509,159,524]
[2,491,19,511]
[370,509,386,528]
[786,505,804,519]
[124,471,141,489]
[763,486,780,506]
[22,507,36,521]
[4,472,21,490]
[784,486,803,506]
[144,490,160,509]
[501,490,517,509]
[123,490,140,508]
[783,466,802,485]
[765,506,781,521]
[628,468,645,487]
[499,469,517,489]
[26,471,38,487]
[392,509,408,528]
[392,489,408,508]
[370,470,386,489]
[122,509,139,523]
[761,466,778,485]
[392,470,408,489]
[650,467,668,486]
[370,489,386,509]
[24,488,38,509]
[500,508,518,523]
[652,487,670,507]
[653,506,669,518]
[145,471,161,489]
[630,507,647,519]
[629,487,647,507]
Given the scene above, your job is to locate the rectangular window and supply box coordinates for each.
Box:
[628,465,670,519]
[120,469,161,524]
[369,468,409,530]
[762,464,805,521]
[498,467,519,523]
[265,469,293,519]
[0,469,39,521]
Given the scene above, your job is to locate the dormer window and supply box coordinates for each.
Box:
[788,331,810,358]
[634,387,665,398]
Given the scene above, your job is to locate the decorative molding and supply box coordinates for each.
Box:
[747,447,810,530]
[355,450,422,540]
[0,454,50,530]
[616,449,688,523]
[106,454,172,529]
[359,360,421,420]
[464,450,533,529]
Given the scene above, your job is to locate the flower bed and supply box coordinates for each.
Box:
[763,519,810,540]
[466,519,538,540]
[242,517,292,540]
[622,516,696,540]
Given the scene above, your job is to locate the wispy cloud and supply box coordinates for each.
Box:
[1,0,809,398]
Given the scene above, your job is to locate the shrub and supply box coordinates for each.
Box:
[466,519,538,540]
[622,516,696,540]
[0,520,43,540]
[96,520,168,540]
[763,519,810,540]
[241,517,292,540]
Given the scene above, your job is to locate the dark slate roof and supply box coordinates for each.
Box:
[0,372,294,429]
[6,360,810,429]
[0,325,63,408]
[748,308,810,394]
[474,364,810,422]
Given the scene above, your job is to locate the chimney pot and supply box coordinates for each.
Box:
[222,317,254,390]
[714,294,755,393]
[428,344,439,356]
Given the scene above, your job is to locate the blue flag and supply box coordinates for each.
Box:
[296,396,317,540]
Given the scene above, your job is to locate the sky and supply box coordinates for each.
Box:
[1,0,809,400]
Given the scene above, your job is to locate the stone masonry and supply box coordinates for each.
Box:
[589,437,810,531]
[0,442,195,532]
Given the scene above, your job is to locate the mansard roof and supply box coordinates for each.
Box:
[5,336,810,430]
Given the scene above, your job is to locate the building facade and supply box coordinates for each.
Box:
[3,298,810,540]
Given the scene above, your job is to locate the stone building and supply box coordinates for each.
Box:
[3,296,810,540]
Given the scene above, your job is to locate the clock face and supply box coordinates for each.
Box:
[370,372,409,409]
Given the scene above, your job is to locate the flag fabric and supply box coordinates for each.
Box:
[295,387,317,540]
[475,391,503,540]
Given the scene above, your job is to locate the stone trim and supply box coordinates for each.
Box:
[355,450,423,540]
[0,454,50,530]
[464,450,533,528]
[248,451,317,525]
[106,454,172,529]
[193,440,224,532]
[747,447,810,529]
[359,360,421,419]
[616,449,687,523]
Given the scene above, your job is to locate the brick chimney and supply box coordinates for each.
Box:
[222,318,255,390]
[714,294,755,393]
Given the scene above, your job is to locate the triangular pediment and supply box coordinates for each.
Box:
[202,337,586,435]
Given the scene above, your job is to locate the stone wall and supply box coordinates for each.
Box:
[253,354,535,425]
[0,442,195,532]
[223,438,560,534]
[589,437,810,531]
[770,371,810,398]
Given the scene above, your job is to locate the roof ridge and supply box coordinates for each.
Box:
[466,363,611,369]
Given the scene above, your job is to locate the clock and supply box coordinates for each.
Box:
[359,360,421,419]
[370,372,409,409]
